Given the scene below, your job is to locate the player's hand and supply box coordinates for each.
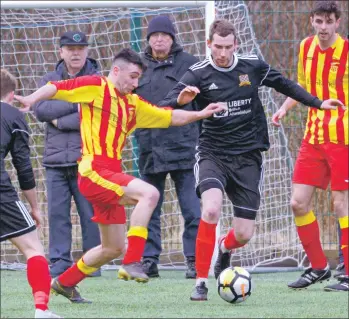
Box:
[30,208,43,228]
[177,86,200,106]
[51,119,58,127]
[272,107,287,127]
[320,99,346,110]
[199,102,227,119]
[13,95,33,112]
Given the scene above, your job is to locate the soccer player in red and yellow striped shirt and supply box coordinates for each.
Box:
[273,1,348,292]
[15,48,226,302]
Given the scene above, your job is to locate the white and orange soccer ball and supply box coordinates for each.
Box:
[216,266,253,304]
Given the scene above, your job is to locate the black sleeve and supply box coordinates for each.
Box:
[10,114,36,190]
[259,60,323,109]
[158,70,201,107]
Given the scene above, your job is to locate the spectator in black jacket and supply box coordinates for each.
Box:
[33,31,101,279]
[134,16,201,279]
[0,68,61,318]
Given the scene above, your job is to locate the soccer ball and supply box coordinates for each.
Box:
[217,266,252,304]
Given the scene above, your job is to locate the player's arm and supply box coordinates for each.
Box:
[279,49,306,113]
[170,106,224,126]
[272,86,304,127]
[272,41,307,126]
[133,95,226,130]
[259,60,322,107]
[259,60,345,111]
[158,70,201,108]
[10,114,42,225]
[14,75,102,111]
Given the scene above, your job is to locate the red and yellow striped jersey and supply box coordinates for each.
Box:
[298,34,348,144]
[50,75,172,161]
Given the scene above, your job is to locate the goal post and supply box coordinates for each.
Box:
[1,0,303,273]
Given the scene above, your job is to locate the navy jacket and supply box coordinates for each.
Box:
[33,58,100,167]
[134,43,199,174]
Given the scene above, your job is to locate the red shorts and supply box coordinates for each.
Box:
[293,141,349,191]
[78,157,135,224]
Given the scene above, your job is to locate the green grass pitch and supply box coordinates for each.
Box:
[1,270,347,318]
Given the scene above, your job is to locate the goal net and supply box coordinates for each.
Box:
[0,0,303,271]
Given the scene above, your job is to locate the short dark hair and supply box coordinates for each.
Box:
[1,69,17,100]
[112,48,146,72]
[311,1,341,20]
[209,19,237,41]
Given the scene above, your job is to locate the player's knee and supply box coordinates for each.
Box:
[290,197,308,216]
[202,207,220,223]
[234,229,253,243]
[141,185,160,209]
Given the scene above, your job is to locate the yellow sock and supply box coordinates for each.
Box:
[127,226,148,239]
[77,258,99,275]
[294,210,316,227]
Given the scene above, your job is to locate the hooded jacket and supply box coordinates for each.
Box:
[134,42,199,174]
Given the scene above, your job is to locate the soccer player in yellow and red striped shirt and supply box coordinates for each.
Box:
[15,48,226,303]
[273,1,348,292]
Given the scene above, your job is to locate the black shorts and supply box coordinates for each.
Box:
[194,150,264,220]
[0,201,36,242]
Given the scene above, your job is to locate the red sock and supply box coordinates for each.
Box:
[196,219,217,278]
[123,236,146,264]
[224,228,246,250]
[58,257,99,287]
[296,218,327,269]
[122,226,148,265]
[27,255,51,311]
[58,264,87,287]
[340,226,348,275]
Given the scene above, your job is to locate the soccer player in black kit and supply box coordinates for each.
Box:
[0,69,61,318]
[160,19,345,301]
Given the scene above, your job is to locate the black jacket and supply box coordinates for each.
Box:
[134,43,199,174]
[0,102,35,203]
[33,58,100,167]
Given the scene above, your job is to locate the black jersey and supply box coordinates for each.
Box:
[0,102,35,203]
[161,54,322,156]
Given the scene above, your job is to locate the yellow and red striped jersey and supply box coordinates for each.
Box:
[50,75,172,160]
[298,34,348,145]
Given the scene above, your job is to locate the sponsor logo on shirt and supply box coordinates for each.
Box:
[214,99,252,117]
[239,74,251,87]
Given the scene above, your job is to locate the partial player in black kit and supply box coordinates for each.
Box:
[160,19,344,301]
[0,68,61,318]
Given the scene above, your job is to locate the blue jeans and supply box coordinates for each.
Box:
[46,166,100,275]
[338,221,344,263]
[141,169,201,263]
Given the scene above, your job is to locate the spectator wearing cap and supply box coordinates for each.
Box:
[33,31,101,278]
[134,15,201,279]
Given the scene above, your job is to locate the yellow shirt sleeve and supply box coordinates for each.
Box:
[297,39,306,88]
[131,94,172,128]
[49,75,103,104]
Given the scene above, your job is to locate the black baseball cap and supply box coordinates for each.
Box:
[59,31,89,47]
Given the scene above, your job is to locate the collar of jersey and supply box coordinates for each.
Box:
[315,33,341,53]
[208,53,239,72]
